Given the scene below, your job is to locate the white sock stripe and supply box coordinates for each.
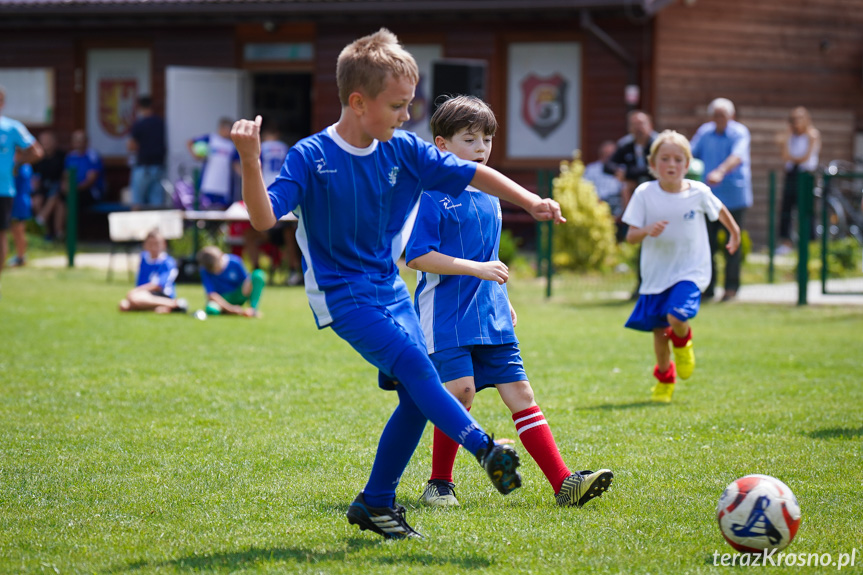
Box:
[516,420,549,435]
[513,410,544,426]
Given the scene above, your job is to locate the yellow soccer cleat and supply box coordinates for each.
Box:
[651,382,675,403]
[672,339,695,380]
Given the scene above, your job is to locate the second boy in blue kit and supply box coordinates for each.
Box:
[231,29,566,539]
[407,96,613,508]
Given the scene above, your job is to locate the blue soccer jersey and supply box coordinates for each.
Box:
[64,148,105,200]
[0,116,36,198]
[267,126,477,327]
[137,251,178,298]
[12,163,33,220]
[200,253,248,296]
[406,186,517,354]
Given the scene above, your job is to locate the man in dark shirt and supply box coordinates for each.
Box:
[127,95,167,209]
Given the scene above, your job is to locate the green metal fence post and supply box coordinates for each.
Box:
[767,171,776,284]
[796,171,813,306]
[820,173,830,294]
[66,167,78,268]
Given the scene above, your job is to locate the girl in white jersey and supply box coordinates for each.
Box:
[621,130,740,403]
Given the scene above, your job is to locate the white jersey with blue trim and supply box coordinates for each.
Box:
[267,126,477,327]
[407,186,517,354]
[261,139,290,188]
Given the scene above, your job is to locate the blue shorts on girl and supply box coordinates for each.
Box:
[430,343,527,391]
[625,280,701,332]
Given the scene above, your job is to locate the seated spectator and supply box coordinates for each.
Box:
[31,130,66,239]
[119,229,187,313]
[583,140,625,241]
[196,245,265,317]
[53,130,104,240]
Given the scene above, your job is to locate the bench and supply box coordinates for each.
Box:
[107,209,184,282]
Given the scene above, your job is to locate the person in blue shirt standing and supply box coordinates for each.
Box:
[188,118,236,209]
[8,159,33,267]
[406,95,613,509]
[119,229,187,313]
[197,245,265,317]
[690,98,752,302]
[231,29,565,539]
[0,85,44,292]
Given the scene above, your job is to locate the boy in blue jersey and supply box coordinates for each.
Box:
[119,229,187,314]
[407,96,613,508]
[197,245,265,317]
[231,29,565,540]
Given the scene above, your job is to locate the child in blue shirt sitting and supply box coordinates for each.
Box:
[197,245,265,317]
[406,95,613,508]
[119,229,187,313]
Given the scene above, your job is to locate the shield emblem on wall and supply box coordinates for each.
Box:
[98,78,137,137]
[520,73,567,139]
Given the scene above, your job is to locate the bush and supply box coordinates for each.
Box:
[498,228,521,266]
[550,151,618,272]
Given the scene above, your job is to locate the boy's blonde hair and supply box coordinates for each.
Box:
[336,28,419,106]
[648,129,693,171]
[196,245,223,273]
[430,95,498,140]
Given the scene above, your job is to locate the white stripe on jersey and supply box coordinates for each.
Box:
[295,208,332,326]
[393,198,420,262]
[417,272,441,353]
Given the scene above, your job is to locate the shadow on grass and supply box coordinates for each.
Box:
[119,540,492,572]
[805,426,863,440]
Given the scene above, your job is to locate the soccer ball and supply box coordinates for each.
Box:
[716,474,801,553]
[192,141,209,158]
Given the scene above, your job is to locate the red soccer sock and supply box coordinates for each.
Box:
[654,362,677,383]
[512,405,571,494]
[429,406,470,483]
[665,326,692,348]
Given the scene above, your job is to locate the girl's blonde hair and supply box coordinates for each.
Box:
[648,130,693,175]
[336,28,419,106]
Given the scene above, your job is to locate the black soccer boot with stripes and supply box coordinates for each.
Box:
[346,493,423,540]
[475,435,522,495]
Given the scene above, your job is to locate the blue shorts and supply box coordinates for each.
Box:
[430,342,527,392]
[329,297,433,391]
[625,281,701,332]
[11,190,31,221]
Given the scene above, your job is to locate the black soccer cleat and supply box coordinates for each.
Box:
[555,469,614,507]
[346,493,424,540]
[475,436,522,495]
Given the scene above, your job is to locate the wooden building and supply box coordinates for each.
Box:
[1,0,860,246]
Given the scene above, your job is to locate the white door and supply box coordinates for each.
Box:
[165,66,250,185]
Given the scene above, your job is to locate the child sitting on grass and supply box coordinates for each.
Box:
[622,130,740,403]
[119,229,187,314]
[196,245,264,317]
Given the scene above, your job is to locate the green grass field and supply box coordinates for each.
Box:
[2,263,862,574]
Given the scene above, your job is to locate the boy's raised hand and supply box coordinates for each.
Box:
[530,198,567,224]
[231,115,263,160]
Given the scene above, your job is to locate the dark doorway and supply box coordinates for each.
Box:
[252,73,312,145]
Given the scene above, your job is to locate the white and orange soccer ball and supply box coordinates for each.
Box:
[716,474,801,553]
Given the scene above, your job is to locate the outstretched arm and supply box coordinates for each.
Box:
[471,164,566,224]
[231,115,276,230]
[407,251,509,285]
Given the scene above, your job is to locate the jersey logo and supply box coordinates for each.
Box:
[315,158,337,174]
[387,166,399,186]
[439,196,462,210]
[683,209,697,220]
